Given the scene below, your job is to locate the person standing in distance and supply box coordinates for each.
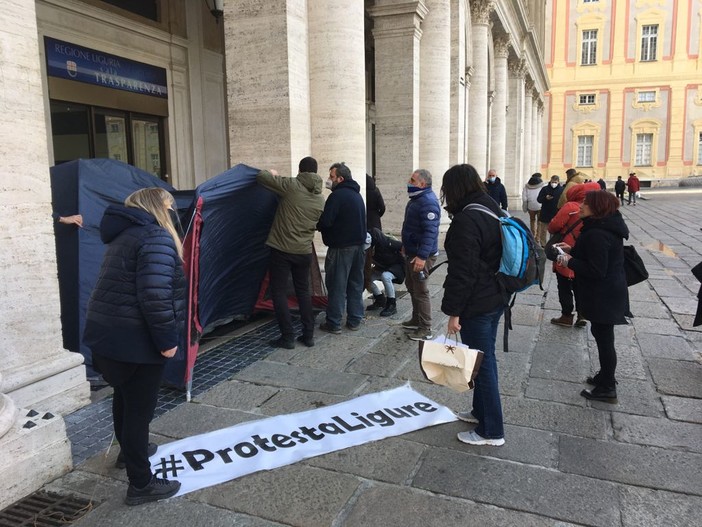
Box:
[317,162,367,333]
[557,168,585,209]
[83,187,185,505]
[537,175,563,246]
[485,168,508,210]
[614,176,626,205]
[401,169,441,341]
[257,157,325,349]
[626,172,640,206]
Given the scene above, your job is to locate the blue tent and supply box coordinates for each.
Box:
[51,159,176,377]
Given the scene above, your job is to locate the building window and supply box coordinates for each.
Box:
[583,0,599,3]
[579,94,596,105]
[577,135,594,166]
[101,1,158,21]
[581,30,598,65]
[698,132,702,165]
[635,133,653,166]
[637,91,656,103]
[641,24,658,61]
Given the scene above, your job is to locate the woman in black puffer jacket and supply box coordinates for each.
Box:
[84,187,186,506]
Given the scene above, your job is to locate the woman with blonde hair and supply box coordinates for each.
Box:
[84,187,186,505]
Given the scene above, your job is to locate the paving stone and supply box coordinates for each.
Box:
[628,300,670,318]
[530,342,590,383]
[612,413,702,452]
[637,333,699,360]
[584,378,663,417]
[344,484,577,527]
[620,484,702,527]
[233,361,367,395]
[559,435,702,495]
[496,324,539,352]
[258,388,346,415]
[648,358,702,398]
[150,402,260,439]
[195,381,280,411]
[631,317,683,336]
[412,447,620,527]
[672,312,702,332]
[525,378,589,407]
[612,344,648,380]
[305,437,424,484]
[662,296,699,315]
[496,351,529,396]
[661,395,702,424]
[289,334,373,370]
[509,303,543,326]
[190,464,360,527]
[343,350,408,377]
[503,395,608,439]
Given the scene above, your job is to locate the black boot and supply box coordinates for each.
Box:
[366,293,386,311]
[580,385,617,403]
[379,298,397,317]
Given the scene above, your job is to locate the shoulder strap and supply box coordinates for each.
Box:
[462,202,509,219]
[560,218,582,237]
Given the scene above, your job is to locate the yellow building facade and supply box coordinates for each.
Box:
[544,0,702,186]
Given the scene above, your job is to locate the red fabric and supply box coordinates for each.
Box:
[626,176,640,192]
[182,196,204,384]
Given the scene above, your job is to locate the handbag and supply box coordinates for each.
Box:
[418,335,483,393]
[545,219,582,261]
[623,245,648,286]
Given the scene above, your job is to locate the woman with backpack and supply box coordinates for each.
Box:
[553,190,629,403]
[440,164,506,447]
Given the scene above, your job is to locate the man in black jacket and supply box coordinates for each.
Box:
[485,168,508,210]
[537,175,563,246]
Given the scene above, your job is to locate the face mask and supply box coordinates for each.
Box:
[407,185,423,194]
[488,177,496,183]
[325,179,334,190]
[550,182,558,188]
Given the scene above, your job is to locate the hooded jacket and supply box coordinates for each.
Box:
[316,178,367,248]
[257,170,325,254]
[401,187,441,259]
[83,205,186,364]
[548,182,601,279]
[366,174,386,231]
[568,211,630,324]
[557,172,586,208]
[522,177,544,212]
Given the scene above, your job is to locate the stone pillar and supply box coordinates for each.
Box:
[0,0,87,509]
[466,0,491,176]
[370,0,428,233]
[505,58,526,207]
[449,0,467,165]
[490,36,510,180]
[464,66,474,163]
[523,79,534,181]
[308,2,366,183]
[536,104,544,173]
[224,0,311,174]
[419,0,451,183]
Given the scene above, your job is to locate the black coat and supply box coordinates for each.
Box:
[485,177,508,210]
[83,205,186,364]
[369,228,405,283]
[366,175,386,231]
[441,192,505,319]
[568,212,629,324]
[537,184,564,224]
[317,179,367,248]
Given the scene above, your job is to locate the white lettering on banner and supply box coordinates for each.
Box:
[150,384,458,496]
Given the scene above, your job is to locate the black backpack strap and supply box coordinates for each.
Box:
[502,294,516,353]
[426,260,448,276]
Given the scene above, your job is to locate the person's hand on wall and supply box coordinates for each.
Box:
[59,214,83,227]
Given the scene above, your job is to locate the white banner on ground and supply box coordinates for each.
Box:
[150,384,457,496]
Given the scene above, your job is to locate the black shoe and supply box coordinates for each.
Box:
[115,442,158,469]
[366,293,386,311]
[269,337,295,349]
[379,298,397,317]
[585,372,601,386]
[319,322,342,335]
[580,386,617,403]
[125,476,181,506]
[346,321,361,331]
[296,335,315,347]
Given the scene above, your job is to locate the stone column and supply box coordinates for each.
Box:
[370,0,428,232]
[224,0,311,174]
[419,0,451,183]
[505,58,526,207]
[308,2,366,183]
[0,0,87,509]
[523,79,534,180]
[449,0,466,165]
[466,0,492,176]
[490,35,510,180]
[533,99,543,175]
[464,66,474,162]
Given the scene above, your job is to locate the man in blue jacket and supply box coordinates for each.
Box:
[401,169,441,341]
[317,162,367,333]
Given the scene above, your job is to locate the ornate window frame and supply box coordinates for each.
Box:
[635,9,666,62]
[630,118,661,167]
[632,88,661,111]
[576,14,605,66]
[574,92,600,113]
[572,121,600,167]
[692,120,702,166]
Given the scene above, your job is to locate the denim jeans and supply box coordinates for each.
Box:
[369,270,397,298]
[324,245,366,328]
[628,191,637,205]
[460,306,505,439]
[269,248,315,340]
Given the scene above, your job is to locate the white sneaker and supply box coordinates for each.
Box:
[456,411,479,424]
[457,430,505,446]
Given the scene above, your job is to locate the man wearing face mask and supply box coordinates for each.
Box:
[316,162,367,334]
[537,175,563,246]
[401,169,441,341]
[485,169,508,210]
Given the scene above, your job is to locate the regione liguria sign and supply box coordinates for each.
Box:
[150,384,458,496]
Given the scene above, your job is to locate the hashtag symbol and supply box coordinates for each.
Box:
[153,455,185,478]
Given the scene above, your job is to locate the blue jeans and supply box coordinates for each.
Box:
[460,306,505,439]
[324,245,366,328]
[369,270,397,298]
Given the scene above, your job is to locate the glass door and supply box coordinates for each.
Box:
[132,116,163,178]
[50,102,91,164]
[94,109,129,162]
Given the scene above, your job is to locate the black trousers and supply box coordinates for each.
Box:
[93,354,164,488]
[556,273,578,316]
[590,322,617,387]
[269,248,315,339]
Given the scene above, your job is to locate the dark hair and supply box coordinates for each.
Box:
[330,162,352,181]
[299,156,317,173]
[565,168,577,178]
[583,190,619,218]
[440,164,486,212]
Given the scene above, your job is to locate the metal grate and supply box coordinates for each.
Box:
[0,491,95,527]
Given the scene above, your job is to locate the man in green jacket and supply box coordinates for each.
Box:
[257,157,325,348]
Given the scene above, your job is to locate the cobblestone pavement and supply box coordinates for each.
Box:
[44,190,702,526]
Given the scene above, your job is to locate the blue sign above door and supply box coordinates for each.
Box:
[44,36,168,99]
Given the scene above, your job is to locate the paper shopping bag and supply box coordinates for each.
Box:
[418,335,484,393]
